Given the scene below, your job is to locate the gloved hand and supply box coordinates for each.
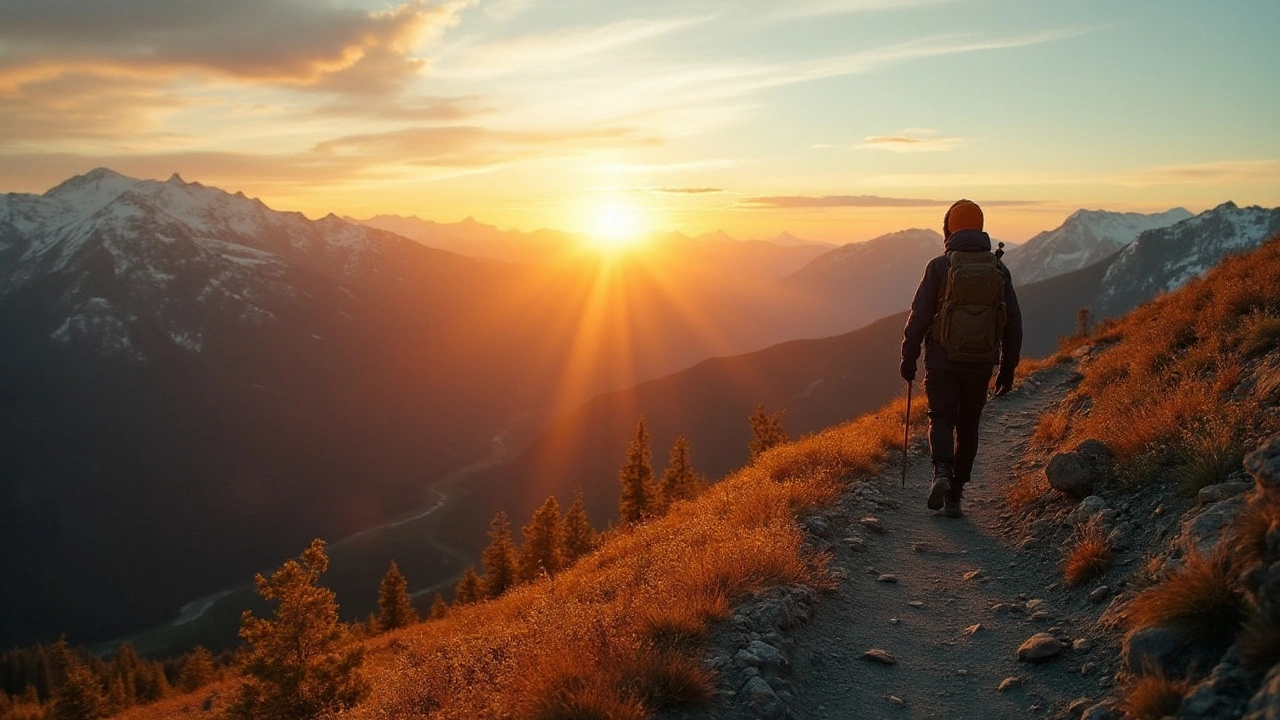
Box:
[993,367,1015,397]
[899,359,916,383]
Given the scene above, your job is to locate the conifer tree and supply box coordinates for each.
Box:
[178,646,216,693]
[376,561,418,631]
[561,489,599,564]
[53,661,107,720]
[518,496,564,582]
[617,417,656,523]
[481,512,519,598]
[429,593,449,620]
[748,404,789,459]
[453,567,483,606]
[658,435,702,509]
[229,539,367,720]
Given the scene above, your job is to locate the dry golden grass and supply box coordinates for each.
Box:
[1230,493,1280,570]
[1127,548,1245,643]
[1004,473,1051,513]
[1063,235,1280,487]
[116,403,906,720]
[1120,672,1193,720]
[1031,409,1070,448]
[1064,521,1110,586]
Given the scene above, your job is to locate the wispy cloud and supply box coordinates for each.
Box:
[313,124,660,168]
[738,195,1039,209]
[761,0,957,22]
[1119,160,1280,186]
[867,160,1280,189]
[650,187,727,194]
[434,14,713,79]
[0,0,473,94]
[852,128,963,153]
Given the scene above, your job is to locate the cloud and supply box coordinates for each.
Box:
[761,0,956,22]
[313,124,660,167]
[0,72,193,144]
[853,128,963,153]
[649,187,727,194]
[433,14,713,79]
[738,195,1039,209]
[1118,160,1280,186]
[866,160,1280,189]
[0,0,473,94]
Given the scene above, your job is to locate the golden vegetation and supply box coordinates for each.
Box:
[113,402,906,720]
[1004,473,1051,513]
[1063,521,1110,586]
[1127,548,1244,643]
[1055,236,1280,487]
[1120,672,1193,720]
[1030,409,1070,448]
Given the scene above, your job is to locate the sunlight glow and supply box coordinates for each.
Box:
[588,199,647,251]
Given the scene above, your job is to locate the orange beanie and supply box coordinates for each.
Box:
[943,199,983,237]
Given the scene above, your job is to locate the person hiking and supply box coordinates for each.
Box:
[899,199,1022,518]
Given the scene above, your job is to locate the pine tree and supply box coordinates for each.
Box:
[617,417,655,523]
[453,567,483,606]
[561,489,599,564]
[178,646,216,693]
[518,496,564,582]
[52,662,107,720]
[1076,306,1092,338]
[376,561,418,631]
[748,404,789,459]
[658,435,702,509]
[428,593,449,620]
[481,512,519,598]
[229,539,367,720]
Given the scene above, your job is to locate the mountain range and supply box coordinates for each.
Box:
[2,167,1273,651]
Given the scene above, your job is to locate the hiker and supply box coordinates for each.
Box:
[899,199,1022,518]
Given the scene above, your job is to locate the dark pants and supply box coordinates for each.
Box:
[924,367,991,497]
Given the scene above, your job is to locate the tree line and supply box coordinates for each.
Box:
[1,404,790,719]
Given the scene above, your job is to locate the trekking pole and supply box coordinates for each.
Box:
[902,380,912,488]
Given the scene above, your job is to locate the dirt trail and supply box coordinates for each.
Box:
[784,363,1115,719]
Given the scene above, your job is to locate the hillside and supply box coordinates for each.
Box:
[89,234,1280,720]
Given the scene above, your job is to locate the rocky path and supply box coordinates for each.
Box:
[779,363,1116,719]
[656,361,1154,720]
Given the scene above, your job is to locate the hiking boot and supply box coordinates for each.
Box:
[943,497,964,518]
[927,463,953,511]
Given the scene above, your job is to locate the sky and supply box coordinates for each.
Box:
[1,0,1278,243]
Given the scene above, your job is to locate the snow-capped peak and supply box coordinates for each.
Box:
[1004,207,1192,284]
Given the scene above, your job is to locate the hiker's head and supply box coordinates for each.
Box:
[943,199,983,237]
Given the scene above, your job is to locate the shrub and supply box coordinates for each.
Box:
[1064,521,1110,586]
[1004,473,1050,513]
[1120,672,1193,720]
[1031,409,1070,448]
[1127,548,1245,643]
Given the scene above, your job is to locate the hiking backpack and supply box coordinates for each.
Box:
[931,248,1008,363]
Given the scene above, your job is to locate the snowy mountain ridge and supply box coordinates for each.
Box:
[1002,207,1192,284]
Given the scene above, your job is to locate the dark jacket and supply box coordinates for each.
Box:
[901,229,1022,375]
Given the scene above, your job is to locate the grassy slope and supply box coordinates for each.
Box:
[116,401,915,719]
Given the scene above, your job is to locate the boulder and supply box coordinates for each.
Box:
[1198,481,1252,504]
[1124,625,1195,676]
[1017,633,1065,662]
[1246,434,1280,491]
[1182,497,1247,557]
[1047,452,1096,496]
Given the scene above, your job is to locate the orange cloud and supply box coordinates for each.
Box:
[0,0,470,93]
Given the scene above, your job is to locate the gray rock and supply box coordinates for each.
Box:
[1075,438,1115,465]
[1072,638,1094,652]
[862,648,897,665]
[1066,698,1093,717]
[1017,633,1065,662]
[803,515,833,538]
[742,675,785,720]
[1198,480,1252,504]
[1047,452,1098,497]
[860,516,887,534]
[1245,663,1280,720]
[1183,496,1246,557]
[1124,625,1188,676]
[1246,434,1280,490]
[1080,701,1118,720]
[997,675,1026,693]
[1089,585,1112,603]
[877,574,899,583]
[1079,495,1110,518]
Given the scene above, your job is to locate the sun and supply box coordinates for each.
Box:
[588,199,647,251]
